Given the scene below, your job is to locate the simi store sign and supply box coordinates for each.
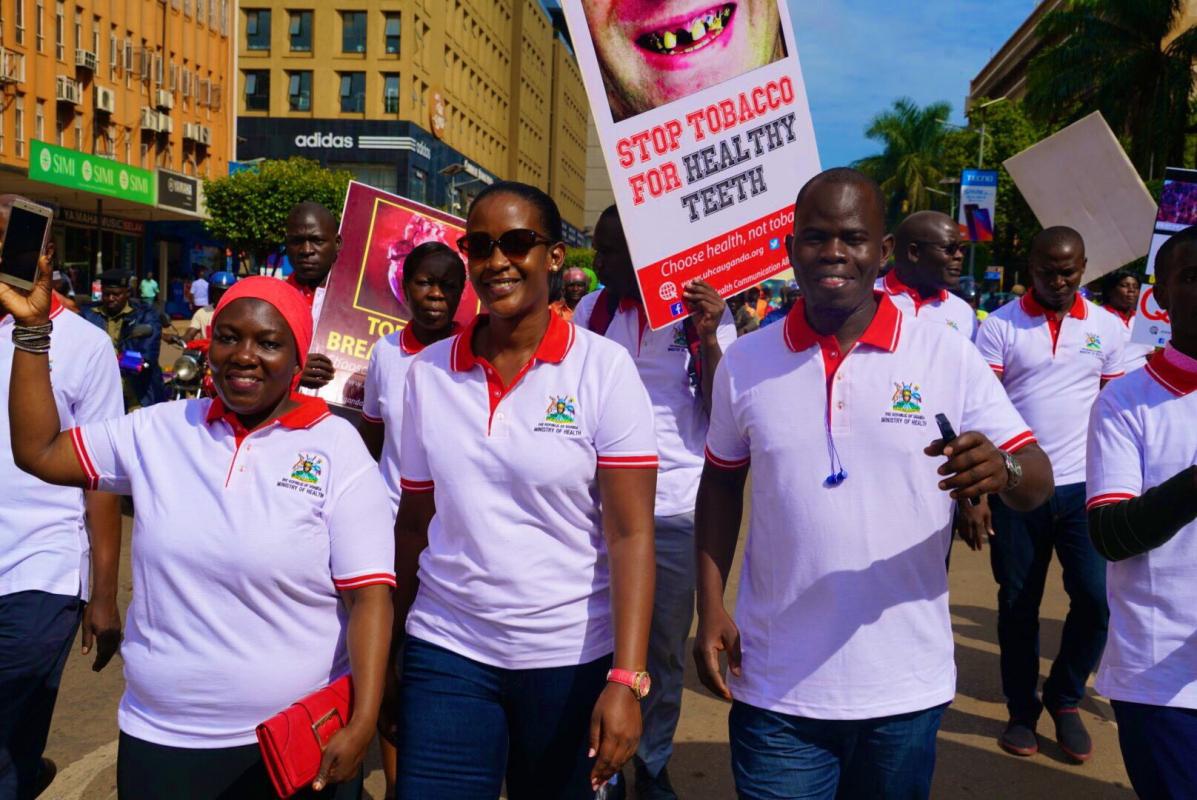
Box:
[30,140,156,206]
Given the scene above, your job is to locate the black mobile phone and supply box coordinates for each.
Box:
[935,413,980,507]
[0,200,53,290]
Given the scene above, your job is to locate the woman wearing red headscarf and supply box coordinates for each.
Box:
[0,266,395,799]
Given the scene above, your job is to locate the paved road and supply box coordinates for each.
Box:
[42,514,1135,799]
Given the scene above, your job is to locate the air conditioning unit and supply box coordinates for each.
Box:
[139,106,160,131]
[55,76,82,105]
[198,125,212,146]
[155,89,174,110]
[0,46,26,84]
[95,85,116,114]
[159,114,174,135]
[75,49,99,71]
[183,122,199,141]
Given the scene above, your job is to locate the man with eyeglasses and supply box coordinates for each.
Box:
[879,211,977,340]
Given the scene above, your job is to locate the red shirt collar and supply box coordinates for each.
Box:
[1021,291,1087,320]
[1103,304,1134,326]
[1145,345,1197,397]
[451,310,575,372]
[205,392,332,439]
[285,274,320,306]
[883,270,948,305]
[399,322,460,355]
[782,293,903,354]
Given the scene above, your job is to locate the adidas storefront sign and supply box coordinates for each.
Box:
[294,133,355,148]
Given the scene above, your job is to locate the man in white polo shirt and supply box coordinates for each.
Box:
[1086,225,1197,799]
[880,211,977,339]
[0,212,124,799]
[975,226,1125,763]
[695,168,1053,799]
[573,205,736,799]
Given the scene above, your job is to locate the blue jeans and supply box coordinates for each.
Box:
[728,701,946,799]
[0,590,82,800]
[1111,700,1197,800]
[394,637,611,800]
[637,512,695,777]
[989,483,1108,722]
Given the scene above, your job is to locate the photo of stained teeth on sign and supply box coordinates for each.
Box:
[582,1,788,123]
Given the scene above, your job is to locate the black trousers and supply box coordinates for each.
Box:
[117,732,363,800]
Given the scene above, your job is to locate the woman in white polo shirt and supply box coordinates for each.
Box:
[392,182,658,799]
[0,270,395,800]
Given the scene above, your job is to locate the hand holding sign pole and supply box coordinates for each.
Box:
[560,0,819,329]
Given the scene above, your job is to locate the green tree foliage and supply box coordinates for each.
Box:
[853,98,952,222]
[1025,0,1197,178]
[202,158,353,265]
[937,99,1049,280]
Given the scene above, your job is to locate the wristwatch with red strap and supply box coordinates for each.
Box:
[607,669,652,700]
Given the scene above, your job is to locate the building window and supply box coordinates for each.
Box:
[55,1,64,60]
[35,0,44,51]
[288,10,311,52]
[15,0,24,45]
[287,71,311,111]
[243,69,269,111]
[341,11,365,53]
[384,13,400,54]
[92,15,100,57]
[73,5,81,49]
[35,100,44,141]
[339,72,365,112]
[75,118,82,149]
[245,9,270,50]
[409,167,427,204]
[15,95,25,157]
[383,73,400,114]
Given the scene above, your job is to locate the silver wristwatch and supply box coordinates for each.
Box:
[1000,450,1022,491]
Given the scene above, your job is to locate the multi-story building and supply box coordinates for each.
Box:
[0,0,235,290]
[235,0,590,239]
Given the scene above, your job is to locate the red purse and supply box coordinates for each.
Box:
[256,675,354,798]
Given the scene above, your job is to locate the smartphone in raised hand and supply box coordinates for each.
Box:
[0,198,54,291]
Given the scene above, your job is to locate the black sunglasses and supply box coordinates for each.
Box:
[913,240,967,256]
[457,229,555,261]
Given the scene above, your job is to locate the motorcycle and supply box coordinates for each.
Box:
[166,338,211,400]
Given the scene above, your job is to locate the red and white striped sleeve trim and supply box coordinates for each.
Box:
[399,476,435,494]
[333,572,397,591]
[69,427,100,491]
[1085,491,1137,512]
[704,445,750,471]
[997,431,1037,453]
[360,411,383,424]
[596,454,659,470]
[1101,371,1126,381]
[988,363,1005,375]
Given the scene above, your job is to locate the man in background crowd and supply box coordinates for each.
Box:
[81,269,165,410]
[187,267,208,311]
[550,266,590,322]
[882,211,978,339]
[283,202,342,391]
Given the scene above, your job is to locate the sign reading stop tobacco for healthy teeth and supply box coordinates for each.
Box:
[561,0,818,329]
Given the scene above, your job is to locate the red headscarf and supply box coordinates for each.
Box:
[213,277,313,371]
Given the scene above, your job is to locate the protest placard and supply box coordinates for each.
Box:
[1003,112,1156,285]
[309,181,480,409]
[1126,167,1197,346]
[560,0,819,329]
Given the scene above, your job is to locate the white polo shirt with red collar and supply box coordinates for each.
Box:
[362,324,456,511]
[0,298,123,601]
[69,394,396,747]
[877,270,977,340]
[399,311,658,669]
[975,293,1124,486]
[1102,305,1156,373]
[705,295,1034,719]
[572,290,736,517]
[1086,345,1197,710]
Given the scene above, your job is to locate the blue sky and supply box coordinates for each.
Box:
[787,0,1041,168]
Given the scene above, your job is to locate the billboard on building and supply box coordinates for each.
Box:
[1129,166,1197,347]
[559,0,819,329]
[958,169,998,243]
[309,182,480,410]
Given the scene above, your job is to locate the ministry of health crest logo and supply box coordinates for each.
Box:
[1084,333,1103,351]
[290,453,324,484]
[545,396,576,424]
[535,395,583,437]
[891,382,923,414]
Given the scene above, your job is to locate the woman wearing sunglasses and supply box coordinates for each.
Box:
[0,267,395,799]
[392,181,658,798]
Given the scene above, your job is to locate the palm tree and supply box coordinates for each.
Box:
[1025,0,1197,179]
[853,98,952,220]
